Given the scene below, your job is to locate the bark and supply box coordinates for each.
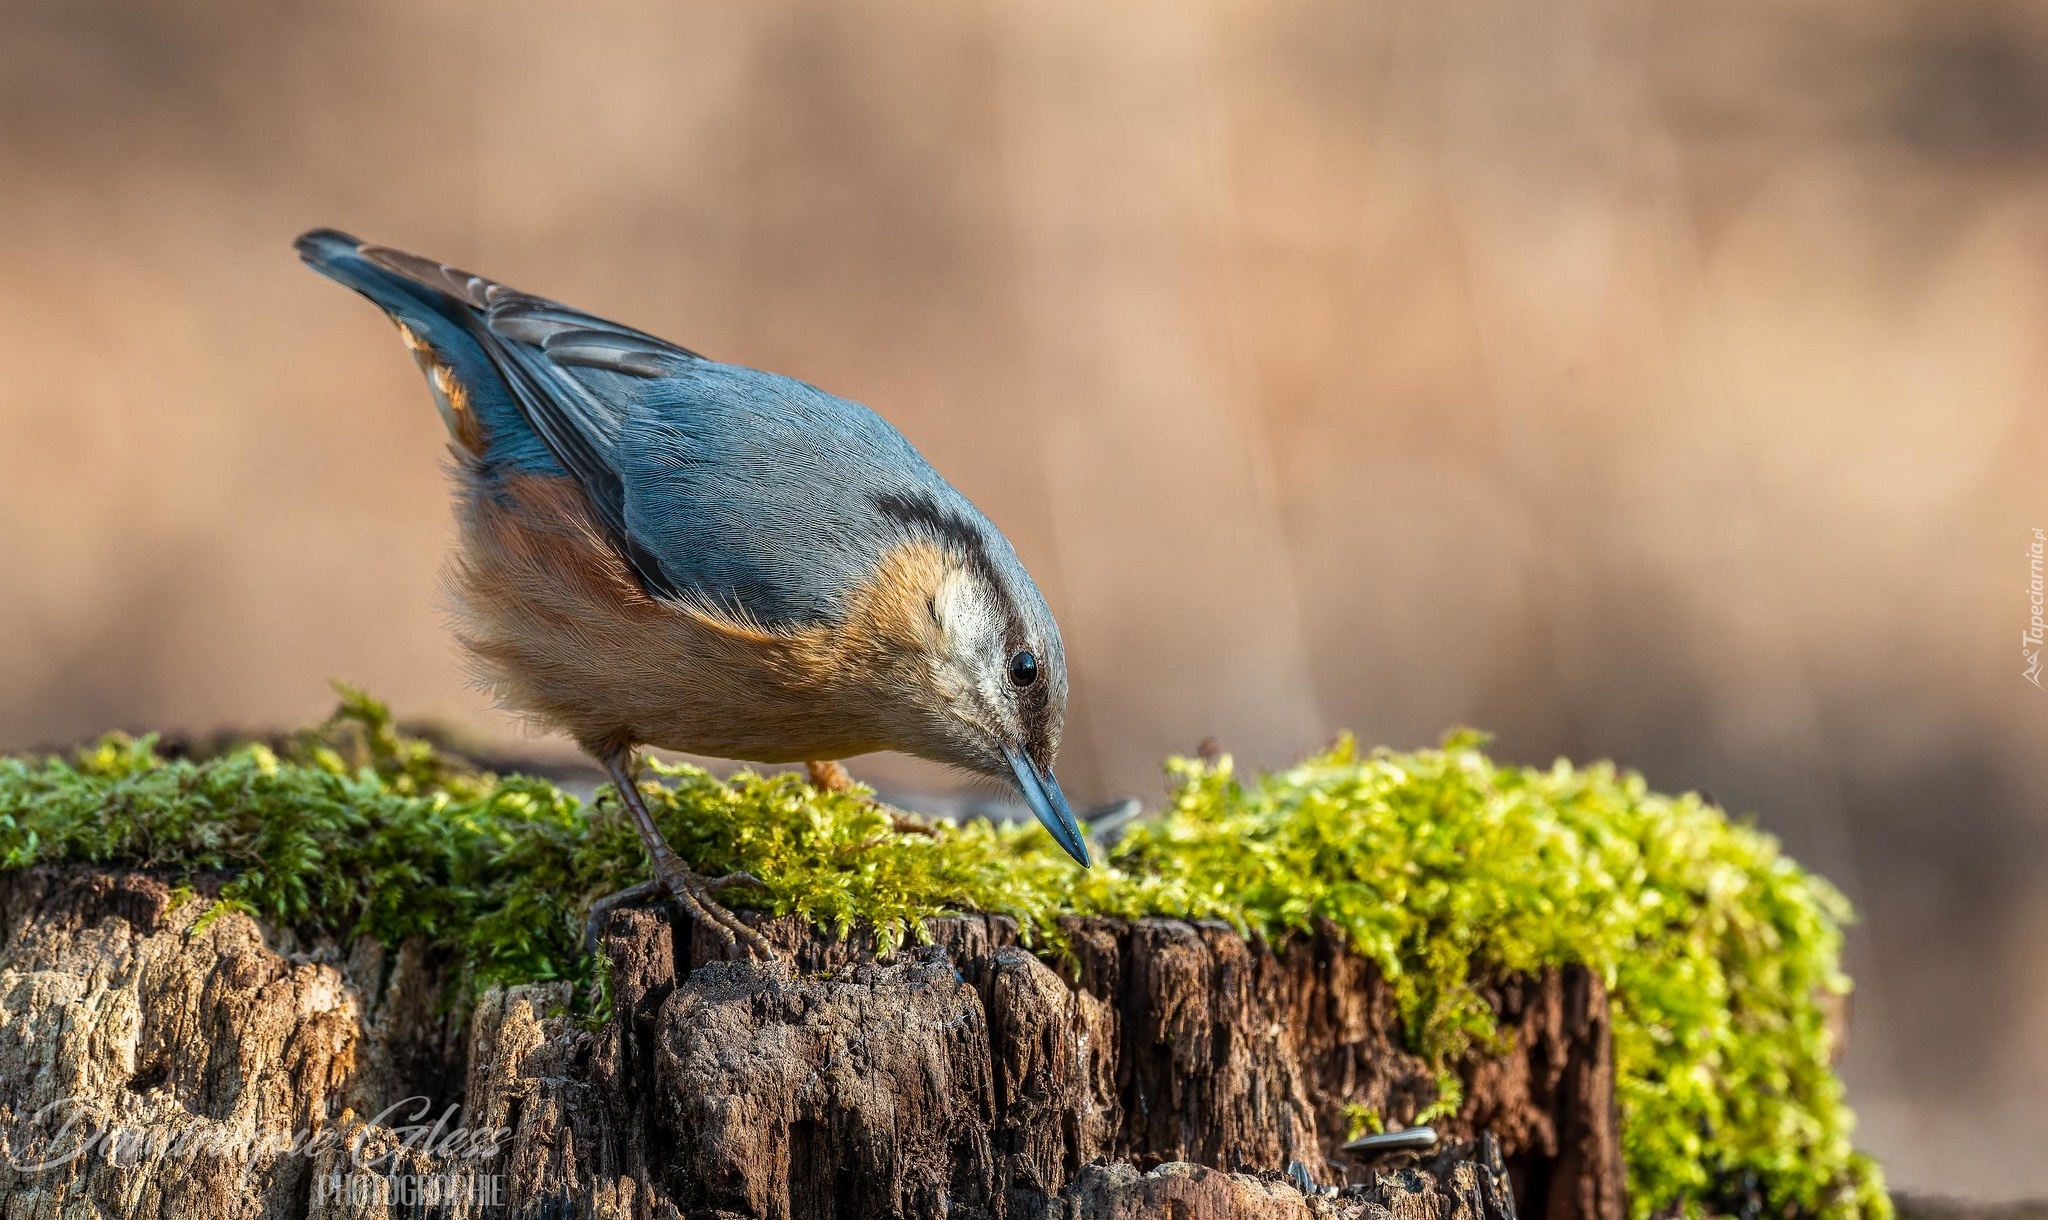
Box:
[1892,1199,2048,1220]
[0,867,1626,1220]
[1042,1145,1520,1220]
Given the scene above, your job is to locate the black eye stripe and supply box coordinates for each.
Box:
[871,489,1030,647]
[1008,650,1039,688]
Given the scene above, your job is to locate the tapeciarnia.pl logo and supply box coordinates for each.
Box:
[2027,528,2045,689]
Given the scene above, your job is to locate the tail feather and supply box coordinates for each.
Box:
[296,228,444,312]
[295,228,504,338]
[294,228,682,598]
[296,228,560,474]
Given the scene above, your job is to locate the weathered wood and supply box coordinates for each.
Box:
[1032,1147,1520,1220]
[0,867,1626,1219]
[1893,1198,2048,1220]
[1037,917,1622,1220]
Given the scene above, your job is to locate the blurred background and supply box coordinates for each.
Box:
[4,0,2045,1194]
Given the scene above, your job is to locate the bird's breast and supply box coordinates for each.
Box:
[448,471,955,763]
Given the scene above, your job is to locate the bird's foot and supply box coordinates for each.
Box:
[646,856,776,960]
[584,878,659,953]
[598,749,778,961]
[807,759,936,834]
[581,874,773,958]
[889,812,938,836]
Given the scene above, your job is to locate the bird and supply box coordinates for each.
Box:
[295,229,1090,958]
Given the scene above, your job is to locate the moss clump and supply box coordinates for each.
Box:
[0,694,1884,1220]
[1081,734,1888,1220]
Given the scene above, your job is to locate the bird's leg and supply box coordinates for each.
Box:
[599,750,776,960]
[805,759,854,792]
[806,760,936,836]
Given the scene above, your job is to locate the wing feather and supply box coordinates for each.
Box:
[348,240,702,598]
[304,232,991,630]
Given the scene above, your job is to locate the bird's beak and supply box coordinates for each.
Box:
[1004,744,1091,867]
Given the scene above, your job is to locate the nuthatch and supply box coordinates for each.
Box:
[296,230,1089,957]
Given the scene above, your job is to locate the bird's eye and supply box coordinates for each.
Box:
[1008,650,1039,688]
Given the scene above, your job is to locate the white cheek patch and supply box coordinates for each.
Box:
[932,571,1007,703]
[933,570,988,649]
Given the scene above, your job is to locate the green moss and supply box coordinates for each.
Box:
[0,694,1884,1220]
[1087,733,1888,1220]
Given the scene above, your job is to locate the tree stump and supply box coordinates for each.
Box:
[0,866,1626,1219]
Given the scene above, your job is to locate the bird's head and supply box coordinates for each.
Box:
[861,493,1088,867]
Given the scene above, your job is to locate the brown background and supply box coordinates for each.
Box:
[3,0,2044,1195]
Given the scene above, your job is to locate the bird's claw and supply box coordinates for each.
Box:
[651,857,778,961]
[580,868,777,960]
[700,870,767,894]
[599,752,778,962]
[583,879,661,954]
[889,812,939,836]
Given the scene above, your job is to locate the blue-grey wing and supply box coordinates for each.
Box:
[616,362,967,627]
[314,236,705,597]
[305,234,950,628]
